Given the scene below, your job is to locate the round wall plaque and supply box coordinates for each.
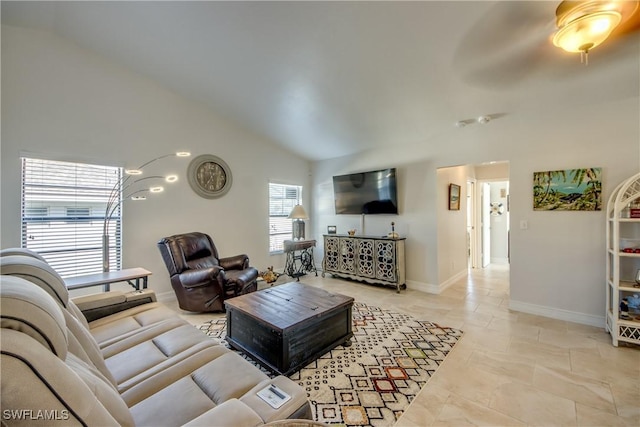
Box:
[187,154,233,199]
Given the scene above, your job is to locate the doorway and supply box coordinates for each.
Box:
[466,181,476,268]
[466,166,510,270]
[468,180,510,268]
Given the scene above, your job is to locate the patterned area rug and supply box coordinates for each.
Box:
[198,302,462,427]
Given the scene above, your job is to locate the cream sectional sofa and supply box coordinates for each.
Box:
[0,250,311,426]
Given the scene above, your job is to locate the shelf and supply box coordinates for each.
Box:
[619,281,640,292]
[606,280,640,292]
[607,248,640,257]
[617,316,640,326]
[618,252,640,258]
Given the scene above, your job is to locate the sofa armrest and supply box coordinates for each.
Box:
[241,377,312,424]
[72,289,157,322]
[178,267,223,289]
[182,399,263,427]
[219,254,249,270]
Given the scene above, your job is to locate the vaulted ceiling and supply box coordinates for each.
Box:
[3,1,639,161]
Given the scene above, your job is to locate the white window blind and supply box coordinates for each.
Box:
[21,157,122,278]
[269,183,302,253]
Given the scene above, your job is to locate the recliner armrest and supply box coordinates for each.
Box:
[182,399,263,427]
[219,254,249,270]
[178,267,223,289]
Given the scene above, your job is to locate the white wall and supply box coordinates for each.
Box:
[436,165,470,287]
[475,162,509,181]
[1,25,311,299]
[313,96,638,326]
[3,24,639,327]
[313,156,440,291]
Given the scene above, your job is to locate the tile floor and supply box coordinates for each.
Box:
[172,265,640,427]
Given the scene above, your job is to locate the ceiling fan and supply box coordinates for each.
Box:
[453,1,640,88]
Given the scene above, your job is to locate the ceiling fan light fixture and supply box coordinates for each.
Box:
[553,10,622,53]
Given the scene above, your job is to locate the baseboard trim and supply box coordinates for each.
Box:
[407,280,440,294]
[407,269,468,295]
[439,269,468,293]
[509,299,605,328]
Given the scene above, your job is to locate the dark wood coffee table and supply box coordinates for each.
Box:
[224,282,354,376]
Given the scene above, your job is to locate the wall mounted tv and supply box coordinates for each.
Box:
[333,168,398,215]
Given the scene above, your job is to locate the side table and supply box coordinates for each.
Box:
[283,240,318,280]
[64,267,152,292]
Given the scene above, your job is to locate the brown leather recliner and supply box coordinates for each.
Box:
[157,232,259,312]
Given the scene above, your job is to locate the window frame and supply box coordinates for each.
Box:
[20,156,122,278]
[268,182,302,254]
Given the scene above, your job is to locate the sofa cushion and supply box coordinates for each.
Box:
[65,353,135,426]
[1,330,133,427]
[0,276,68,358]
[0,254,91,329]
[192,352,270,403]
[0,278,135,427]
[121,345,232,407]
[0,255,70,305]
[89,302,182,347]
[130,374,219,426]
[127,352,269,426]
[63,309,118,387]
[0,247,48,261]
[104,324,227,392]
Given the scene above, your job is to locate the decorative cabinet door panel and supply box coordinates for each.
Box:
[324,236,340,273]
[323,234,405,292]
[357,239,375,278]
[375,240,397,281]
[339,238,356,273]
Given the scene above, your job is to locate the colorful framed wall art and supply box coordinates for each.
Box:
[533,168,602,211]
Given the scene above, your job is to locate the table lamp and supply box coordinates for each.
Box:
[288,204,309,240]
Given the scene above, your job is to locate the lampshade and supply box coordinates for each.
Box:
[553,10,622,53]
[288,204,309,220]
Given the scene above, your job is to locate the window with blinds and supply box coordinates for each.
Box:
[21,157,122,278]
[269,183,302,253]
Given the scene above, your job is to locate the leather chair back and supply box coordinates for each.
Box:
[158,232,220,276]
[157,232,258,312]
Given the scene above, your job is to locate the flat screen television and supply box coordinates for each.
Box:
[333,168,398,215]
